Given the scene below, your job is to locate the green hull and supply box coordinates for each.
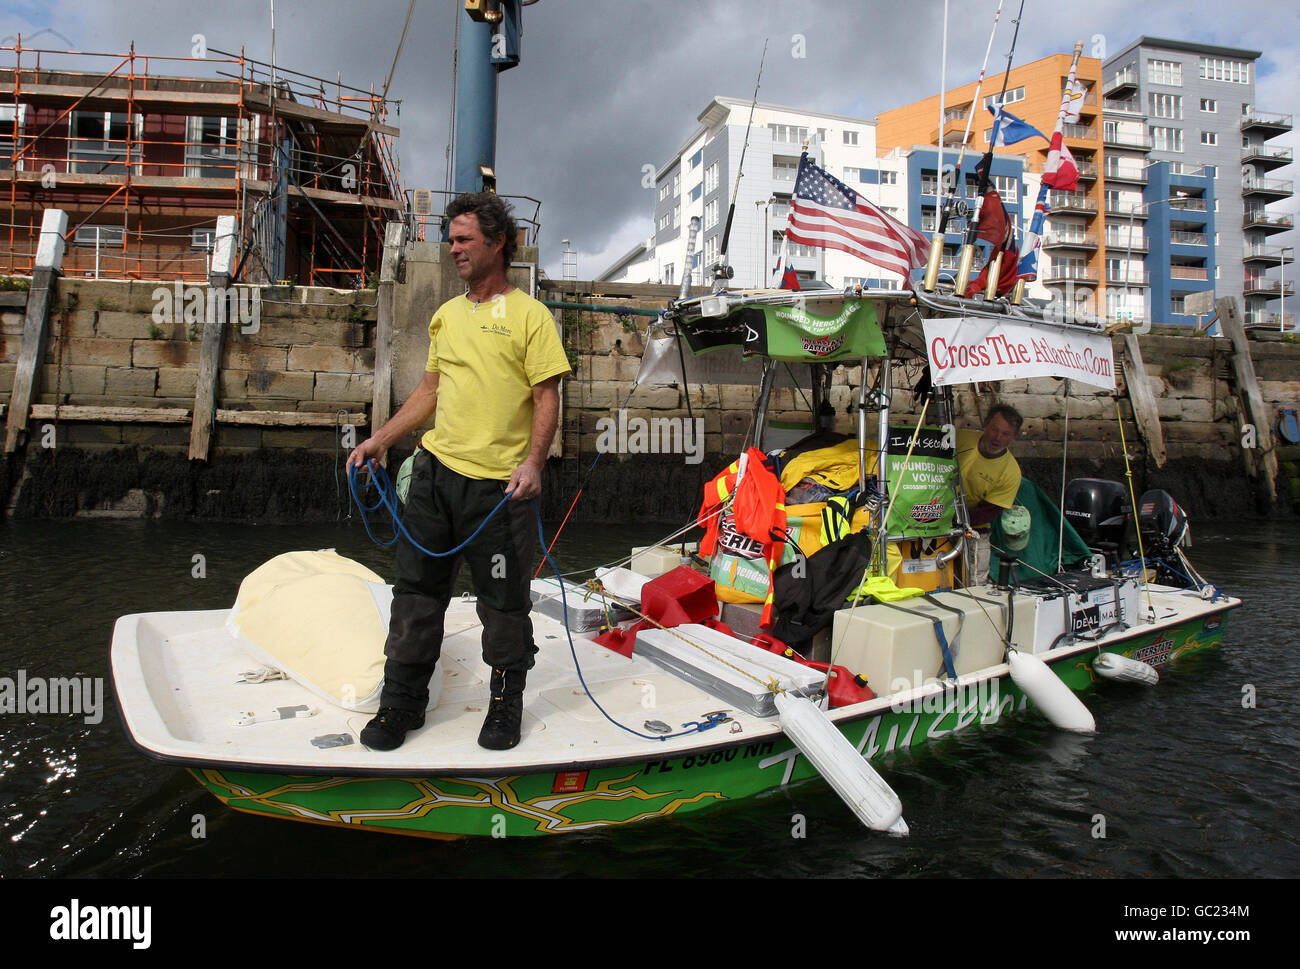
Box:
[192,611,1231,838]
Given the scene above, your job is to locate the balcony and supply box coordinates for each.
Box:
[1106,233,1148,252]
[1105,66,1138,98]
[1106,199,1148,218]
[1170,266,1210,281]
[1171,230,1208,246]
[1049,192,1098,213]
[1076,160,1099,181]
[1242,144,1294,170]
[1240,110,1293,135]
[1103,127,1152,149]
[1243,245,1295,265]
[1042,266,1100,284]
[1244,311,1295,327]
[1244,210,1295,233]
[1242,176,1294,199]
[1103,97,1143,115]
[1042,231,1099,249]
[1062,122,1096,141]
[1243,276,1295,296]
[1104,163,1148,184]
[1108,269,1151,286]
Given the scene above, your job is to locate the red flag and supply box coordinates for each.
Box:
[1042,131,1079,192]
[975,190,1009,246]
[972,230,1021,297]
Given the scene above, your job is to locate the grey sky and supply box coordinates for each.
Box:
[2,0,1295,278]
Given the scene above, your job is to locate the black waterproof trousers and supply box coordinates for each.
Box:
[379,448,538,712]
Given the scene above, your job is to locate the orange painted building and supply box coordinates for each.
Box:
[876,52,1108,310]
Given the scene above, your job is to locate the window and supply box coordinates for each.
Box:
[1200,98,1217,113]
[1171,296,1186,314]
[69,110,143,174]
[1148,93,1182,119]
[1201,131,1217,146]
[879,170,897,185]
[658,213,670,231]
[703,237,718,265]
[73,225,124,247]
[1204,164,1218,178]
[983,86,1025,111]
[673,204,680,228]
[0,103,26,171]
[772,157,798,181]
[1214,199,1220,213]
[689,149,703,170]
[658,183,671,201]
[921,207,937,233]
[663,263,675,285]
[768,124,809,144]
[690,183,702,201]
[704,198,719,230]
[1199,57,1250,83]
[843,129,859,146]
[673,173,680,195]
[704,161,718,194]
[843,167,864,182]
[192,228,215,251]
[1147,59,1182,86]
[185,116,247,179]
[992,175,1018,204]
[1149,125,1183,152]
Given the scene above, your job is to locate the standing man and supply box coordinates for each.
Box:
[346,192,570,752]
[956,402,1023,585]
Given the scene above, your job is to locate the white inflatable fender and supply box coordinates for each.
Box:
[1007,649,1096,733]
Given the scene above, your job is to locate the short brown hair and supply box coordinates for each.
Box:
[985,402,1023,431]
[446,192,517,268]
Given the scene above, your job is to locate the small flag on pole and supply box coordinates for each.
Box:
[987,105,1047,147]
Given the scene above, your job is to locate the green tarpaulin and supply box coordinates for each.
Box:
[990,478,1092,583]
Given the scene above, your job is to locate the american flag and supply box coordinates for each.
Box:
[785,152,929,281]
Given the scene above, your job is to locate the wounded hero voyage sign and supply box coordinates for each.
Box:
[922,317,1116,390]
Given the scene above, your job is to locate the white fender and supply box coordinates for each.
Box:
[1007,649,1096,733]
[774,691,905,834]
[1093,652,1159,686]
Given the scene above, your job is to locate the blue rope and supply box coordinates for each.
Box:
[348,459,724,743]
[347,461,513,558]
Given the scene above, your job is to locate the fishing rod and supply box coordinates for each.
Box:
[923,0,1006,292]
[954,0,1026,298]
[713,39,768,291]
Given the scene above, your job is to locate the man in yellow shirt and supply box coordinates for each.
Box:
[956,403,1022,585]
[346,193,570,752]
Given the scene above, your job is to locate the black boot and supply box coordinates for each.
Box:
[478,667,525,750]
[360,707,425,751]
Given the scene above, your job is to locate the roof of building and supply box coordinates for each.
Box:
[597,239,652,282]
[1104,36,1262,68]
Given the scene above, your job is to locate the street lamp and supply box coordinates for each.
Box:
[1280,245,1294,332]
[1124,194,1194,328]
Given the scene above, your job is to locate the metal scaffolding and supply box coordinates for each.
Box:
[1,37,405,285]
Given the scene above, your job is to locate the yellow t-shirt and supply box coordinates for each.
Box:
[957,427,1020,517]
[421,288,571,480]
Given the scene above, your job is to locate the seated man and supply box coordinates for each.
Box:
[956,403,1022,585]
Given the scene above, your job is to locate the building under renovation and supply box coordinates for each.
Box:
[1,40,404,285]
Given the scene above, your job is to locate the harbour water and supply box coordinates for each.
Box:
[1,513,1298,880]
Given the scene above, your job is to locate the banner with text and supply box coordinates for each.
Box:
[922,317,1116,390]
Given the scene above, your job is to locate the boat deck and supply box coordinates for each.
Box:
[111,583,1238,777]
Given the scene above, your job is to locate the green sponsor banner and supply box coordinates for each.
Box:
[743,299,886,361]
[885,426,957,537]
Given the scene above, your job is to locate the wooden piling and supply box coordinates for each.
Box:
[4,210,67,453]
[1217,296,1281,507]
[189,215,238,460]
[1120,333,1167,469]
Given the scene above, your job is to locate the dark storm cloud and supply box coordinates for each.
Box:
[2,0,1293,275]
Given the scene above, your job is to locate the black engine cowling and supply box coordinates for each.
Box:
[1063,478,1130,561]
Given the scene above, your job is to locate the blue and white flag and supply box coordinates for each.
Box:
[987,105,1048,147]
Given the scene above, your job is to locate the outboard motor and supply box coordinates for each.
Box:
[1136,489,1190,555]
[1063,478,1129,564]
